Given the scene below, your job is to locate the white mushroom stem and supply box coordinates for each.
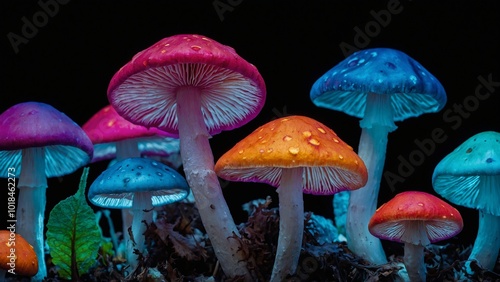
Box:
[466,211,500,272]
[176,87,250,279]
[346,92,396,265]
[270,167,304,282]
[115,138,141,257]
[403,243,426,282]
[127,191,153,269]
[17,147,48,281]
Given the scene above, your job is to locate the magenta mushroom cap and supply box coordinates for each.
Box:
[0,101,93,177]
[82,104,180,163]
[107,34,266,137]
[83,105,174,144]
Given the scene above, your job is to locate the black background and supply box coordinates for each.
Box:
[1,1,500,249]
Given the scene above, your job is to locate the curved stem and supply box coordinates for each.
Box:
[270,167,304,282]
[176,87,250,279]
[17,147,48,281]
[346,126,389,265]
[466,211,500,272]
[346,92,395,265]
[404,243,426,282]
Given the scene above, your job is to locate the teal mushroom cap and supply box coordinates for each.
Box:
[432,131,500,216]
[432,130,500,272]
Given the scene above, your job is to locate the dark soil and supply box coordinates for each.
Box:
[5,199,500,282]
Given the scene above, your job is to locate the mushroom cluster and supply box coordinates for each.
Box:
[0,32,494,281]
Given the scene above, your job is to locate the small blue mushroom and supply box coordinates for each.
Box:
[310,48,447,264]
[432,131,500,273]
[88,157,190,269]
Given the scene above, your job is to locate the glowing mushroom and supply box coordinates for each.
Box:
[215,115,367,282]
[432,131,500,273]
[369,191,463,282]
[0,102,93,280]
[88,157,190,269]
[82,104,182,246]
[310,48,447,264]
[107,34,266,279]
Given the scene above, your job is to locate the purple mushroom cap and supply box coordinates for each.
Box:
[0,101,93,176]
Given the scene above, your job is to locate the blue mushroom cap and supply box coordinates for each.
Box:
[310,48,447,122]
[432,131,500,216]
[88,157,189,208]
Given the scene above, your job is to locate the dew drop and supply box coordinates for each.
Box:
[338,154,344,160]
[123,178,130,183]
[333,138,339,143]
[267,148,273,153]
[283,135,292,141]
[151,161,158,166]
[417,202,424,207]
[191,45,202,51]
[259,149,265,153]
[302,131,312,137]
[309,139,320,146]
[137,165,144,169]
[156,172,163,176]
[238,150,244,154]
[466,148,472,153]
[317,128,326,134]
[289,147,299,155]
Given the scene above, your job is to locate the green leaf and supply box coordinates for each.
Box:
[46,167,101,280]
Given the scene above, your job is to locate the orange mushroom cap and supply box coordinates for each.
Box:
[368,191,463,245]
[214,115,368,195]
[0,230,39,276]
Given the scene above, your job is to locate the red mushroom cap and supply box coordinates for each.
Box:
[0,102,93,177]
[107,34,266,137]
[369,191,463,245]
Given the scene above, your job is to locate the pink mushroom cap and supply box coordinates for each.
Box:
[82,105,180,164]
[107,34,266,136]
